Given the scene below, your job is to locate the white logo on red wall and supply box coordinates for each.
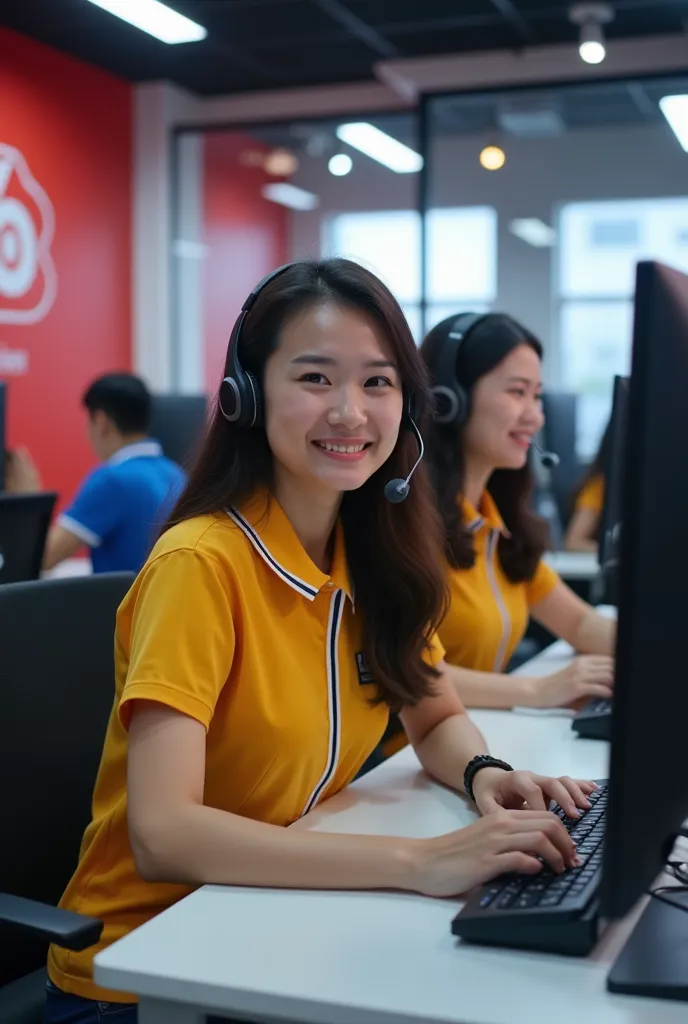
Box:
[0,143,57,325]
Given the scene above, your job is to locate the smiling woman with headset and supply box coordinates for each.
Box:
[46,262,594,1022]
[420,312,616,711]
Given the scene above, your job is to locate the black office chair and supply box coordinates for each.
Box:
[0,572,134,1023]
[0,492,57,584]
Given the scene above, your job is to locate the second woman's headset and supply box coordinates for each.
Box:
[218,262,425,500]
[428,312,489,426]
[428,311,560,466]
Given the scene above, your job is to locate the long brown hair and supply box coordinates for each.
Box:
[421,312,550,583]
[166,259,447,711]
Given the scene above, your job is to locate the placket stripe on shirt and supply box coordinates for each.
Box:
[485,528,512,673]
[301,587,344,816]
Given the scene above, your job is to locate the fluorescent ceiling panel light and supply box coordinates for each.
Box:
[261,183,319,211]
[84,0,206,44]
[509,218,557,248]
[335,123,423,173]
[660,95,688,152]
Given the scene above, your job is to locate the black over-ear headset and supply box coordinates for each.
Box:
[219,262,426,502]
[428,312,489,426]
[427,311,561,468]
[219,262,420,428]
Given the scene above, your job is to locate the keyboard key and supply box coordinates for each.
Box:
[514,892,542,908]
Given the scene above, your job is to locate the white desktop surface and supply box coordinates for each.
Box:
[94,637,683,1024]
[544,550,599,581]
[42,556,91,579]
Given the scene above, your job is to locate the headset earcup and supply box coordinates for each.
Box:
[245,371,262,427]
[219,377,241,423]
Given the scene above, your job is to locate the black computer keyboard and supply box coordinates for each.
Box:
[451,782,608,956]
[572,698,612,740]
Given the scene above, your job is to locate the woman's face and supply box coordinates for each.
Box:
[462,343,545,470]
[263,301,405,499]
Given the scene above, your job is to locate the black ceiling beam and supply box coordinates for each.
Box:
[312,0,400,58]
[488,0,537,44]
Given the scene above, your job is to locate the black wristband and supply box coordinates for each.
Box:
[463,755,514,803]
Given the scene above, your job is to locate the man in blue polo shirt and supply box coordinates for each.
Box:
[8,374,187,573]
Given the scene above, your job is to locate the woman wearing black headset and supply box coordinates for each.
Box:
[46,263,593,1022]
[420,312,615,711]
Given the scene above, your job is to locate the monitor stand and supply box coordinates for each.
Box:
[607,889,688,1001]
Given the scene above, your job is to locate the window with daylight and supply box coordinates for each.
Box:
[558,196,688,457]
[325,206,497,341]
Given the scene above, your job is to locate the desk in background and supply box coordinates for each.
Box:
[94,637,682,1024]
[544,550,599,583]
[42,557,91,580]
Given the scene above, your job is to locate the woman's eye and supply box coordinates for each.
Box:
[365,375,393,388]
[509,388,526,398]
[299,373,329,385]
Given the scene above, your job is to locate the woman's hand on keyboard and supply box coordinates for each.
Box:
[530,655,614,708]
[472,767,597,820]
[407,810,580,897]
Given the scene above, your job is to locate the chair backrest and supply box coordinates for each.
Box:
[0,493,57,584]
[0,572,134,986]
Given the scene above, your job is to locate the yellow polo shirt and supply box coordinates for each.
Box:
[49,492,444,1002]
[575,474,605,516]
[438,491,559,672]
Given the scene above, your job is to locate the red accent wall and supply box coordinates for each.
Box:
[203,134,288,391]
[0,27,132,507]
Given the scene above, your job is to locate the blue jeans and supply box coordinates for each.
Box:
[45,979,137,1023]
[45,979,246,1023]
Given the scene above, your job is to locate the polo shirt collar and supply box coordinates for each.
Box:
[226,492,354,604]
[461,489,511,537]
[108,440,163,466]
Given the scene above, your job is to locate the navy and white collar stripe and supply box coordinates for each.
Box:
[225,507,320,601]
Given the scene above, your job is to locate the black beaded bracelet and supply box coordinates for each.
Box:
[463,754,514,803]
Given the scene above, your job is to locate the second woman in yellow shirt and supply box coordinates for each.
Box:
[421,312,615,710]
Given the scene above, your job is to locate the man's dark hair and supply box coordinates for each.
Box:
[82,373,151,435]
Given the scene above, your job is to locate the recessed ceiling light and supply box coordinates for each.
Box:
[335,123,423,173]
[328,154,353,176]
[479,145,506,171]
[84,0,206,44]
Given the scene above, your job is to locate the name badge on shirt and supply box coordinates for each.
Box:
[355,651,375,685]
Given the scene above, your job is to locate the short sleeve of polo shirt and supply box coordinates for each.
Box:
[576,475,605,515]
[59,465,123,547]
[119,548,235,731]
[525,560,561,607]
[423,631,446,667]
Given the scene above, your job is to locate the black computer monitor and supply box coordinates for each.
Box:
[541,391,579,529]
[0,381,6,492]
[148,394,207,470]
[0,492,57,583]
[602,261,688,997]
[598,374,629,578]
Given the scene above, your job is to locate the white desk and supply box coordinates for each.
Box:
[95,641,683,1024]
[42,556,91,579]
[544,551,599,582]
